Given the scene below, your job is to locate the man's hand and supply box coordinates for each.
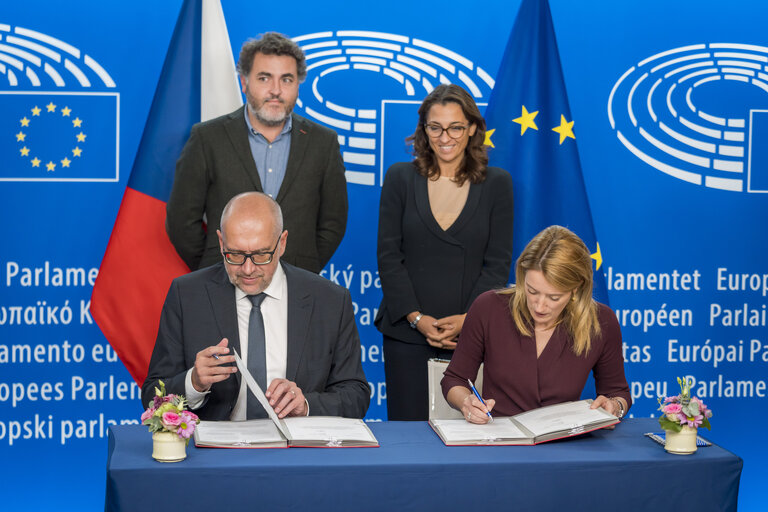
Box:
[191,338,237,392]
[266,378,307,418]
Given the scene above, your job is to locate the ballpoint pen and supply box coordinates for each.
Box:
[468,379,493,423]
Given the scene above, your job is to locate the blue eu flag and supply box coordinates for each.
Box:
[485,0,608,303]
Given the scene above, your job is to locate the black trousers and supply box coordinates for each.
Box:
[383,336,454,421]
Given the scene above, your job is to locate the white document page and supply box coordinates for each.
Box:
[195,420,285,445]
[513,400,613,437]
[432,418,528,442]
[233,350,290,438]
[283,416,376,442]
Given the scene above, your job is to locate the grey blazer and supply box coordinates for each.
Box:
[140,262,370,419]
[166,108,348,273]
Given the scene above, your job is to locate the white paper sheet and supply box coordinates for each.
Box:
[233,349,290,438]
[283,416,377,443]
[513,400,613,437]
[431,418,528,442]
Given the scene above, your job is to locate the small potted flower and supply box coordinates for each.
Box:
[657,377,712,454]
[141,380,200,462]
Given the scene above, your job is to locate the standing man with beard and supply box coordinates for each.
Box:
[166,32,347,274]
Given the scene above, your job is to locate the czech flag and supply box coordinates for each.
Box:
[91,0,242,384]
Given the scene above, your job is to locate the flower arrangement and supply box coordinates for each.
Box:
[141,380,200,444]
[658,377,712,432]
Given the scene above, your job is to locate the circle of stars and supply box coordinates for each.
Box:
[16,101,86,172]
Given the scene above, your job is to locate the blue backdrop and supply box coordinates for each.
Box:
[0,1,765,509]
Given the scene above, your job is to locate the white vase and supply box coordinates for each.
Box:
[664,426,698,454]
[152,431,187,462]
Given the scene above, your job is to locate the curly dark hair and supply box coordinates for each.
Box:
[237,32,307,82]
[406,84,488,185]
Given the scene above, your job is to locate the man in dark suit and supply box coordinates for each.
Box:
[142,192,369,420]
[166,32,347,273]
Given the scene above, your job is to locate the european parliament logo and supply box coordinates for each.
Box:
[0,24,118,182]
[292,31,494,187]
[608,43,768,193]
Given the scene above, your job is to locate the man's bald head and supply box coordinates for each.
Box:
[220,192,283,239]
[217,192,287,295]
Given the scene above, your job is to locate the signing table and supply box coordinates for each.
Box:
[105,418,742,512]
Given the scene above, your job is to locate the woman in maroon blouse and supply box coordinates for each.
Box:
[441,225,631,423]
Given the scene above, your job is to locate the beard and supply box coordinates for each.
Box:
[246,90,294,127]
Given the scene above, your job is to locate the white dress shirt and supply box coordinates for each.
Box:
[185,264,288,419]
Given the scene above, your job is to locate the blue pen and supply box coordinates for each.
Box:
[468,379,493,423]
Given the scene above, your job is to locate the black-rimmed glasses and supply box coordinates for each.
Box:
[222,232,283,266]
[424,123,469,139]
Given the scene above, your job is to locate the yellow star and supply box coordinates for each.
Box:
[46,161,56,172]
[31,106,41,116]
[72,147,82,157]
[76,132,87,142]
[20,147,30,157]
[46,102,56,113]
[15,131,26,142]
[591,242,603,271]
[61,157,72,168]
[31,157,41,167]
[20,117,30,127]
[484,128,496,148]
[513,106,539,135]
[552,114,575,144]
[61,106,72,117]
[72,117,83,127]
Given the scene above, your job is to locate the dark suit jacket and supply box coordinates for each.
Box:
[140,262,370,419]
[166,108,348,273]
[375,162,515,344]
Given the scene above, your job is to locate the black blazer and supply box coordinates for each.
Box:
[141,262,370,419]
[375,162,514,344]
[166,107,348,273]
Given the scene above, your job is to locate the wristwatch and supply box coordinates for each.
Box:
[409,313,423,329]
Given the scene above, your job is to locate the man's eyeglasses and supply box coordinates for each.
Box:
[424,123,469,139]
[222,232,283,266]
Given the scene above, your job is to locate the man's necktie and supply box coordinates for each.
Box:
[246,293,268,419]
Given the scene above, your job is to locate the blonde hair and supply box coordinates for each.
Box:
[499,225,600,356]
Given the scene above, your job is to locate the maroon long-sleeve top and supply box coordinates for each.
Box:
[441,290,632,416]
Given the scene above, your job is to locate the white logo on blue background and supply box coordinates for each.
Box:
[0,24,119,182]
[608,43,768,193]
[293,31,494,186]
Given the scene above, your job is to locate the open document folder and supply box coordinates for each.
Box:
[429,400,618,446]
[193,350,378,448]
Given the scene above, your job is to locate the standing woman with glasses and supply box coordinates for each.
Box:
[375,84,515,420]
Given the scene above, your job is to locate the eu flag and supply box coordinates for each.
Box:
[485,0,608,303]
[91,0,242,385]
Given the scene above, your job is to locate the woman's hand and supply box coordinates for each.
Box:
[430,314,467,349]
[591,395,626,429]
[461,393,495,424]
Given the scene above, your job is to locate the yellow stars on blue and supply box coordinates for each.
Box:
[15,100,86,172]
[484,128,496,148]
[552,114,575,144]
[513,106,539,135]
[591,243,603,271]
[505,105,576,144]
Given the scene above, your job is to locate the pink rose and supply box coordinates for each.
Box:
[181,411,199,423]
[162,411,182,429]
[663,403,682,414]
[141,408,155,422]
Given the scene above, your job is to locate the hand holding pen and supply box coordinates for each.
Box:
[191,338,237,392]
[464,379,495,424]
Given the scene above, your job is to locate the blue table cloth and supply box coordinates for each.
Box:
[105,418,742,511]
